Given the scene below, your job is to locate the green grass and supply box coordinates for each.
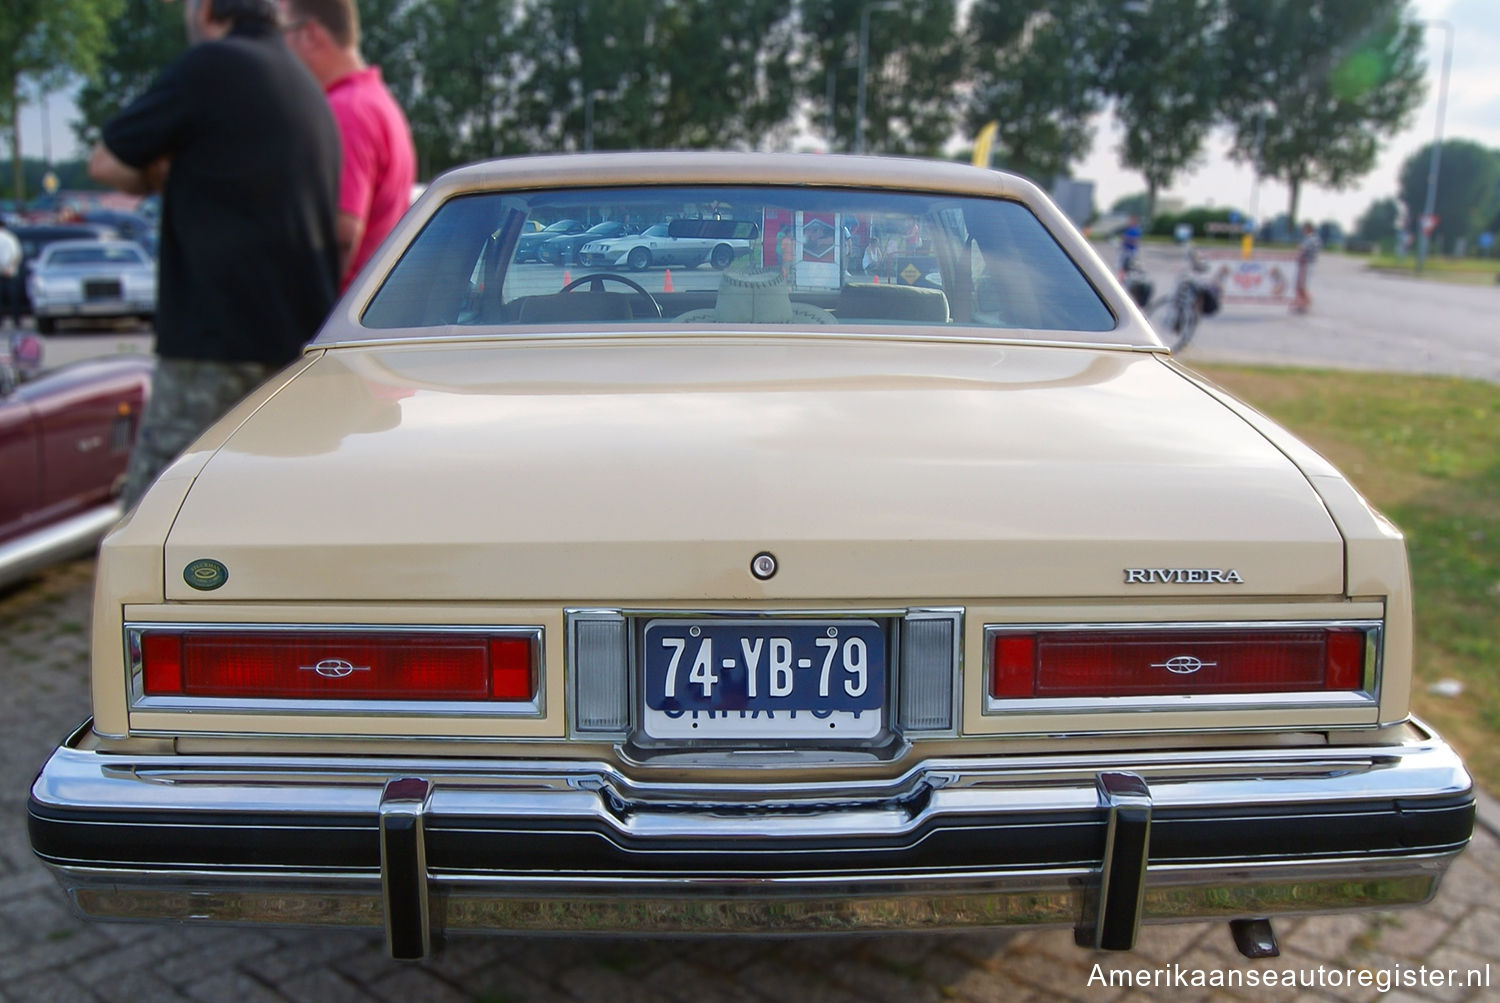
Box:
[1199,365,1500,791]
[1364,254,1500,285]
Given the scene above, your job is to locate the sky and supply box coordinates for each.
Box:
[1081,0,1500,227]
[13,0,1498,229]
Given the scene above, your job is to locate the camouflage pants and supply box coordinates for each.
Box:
[121,357,276,510]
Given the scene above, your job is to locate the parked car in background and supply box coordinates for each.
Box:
[79,210,159,258]
[538,219,636,266]
[26,240,157,334]
[579,218,759,270]
[28,153,1472,963]
[0,339,150,591]
[514,218,584,262]
[11,224,118,319]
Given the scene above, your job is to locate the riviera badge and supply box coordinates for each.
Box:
[183,559,229,591]
[1124,568,1244,585]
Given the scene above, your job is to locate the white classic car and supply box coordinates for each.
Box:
[26,239,156,333]
[29,154,1472,962]
[577,218,761,271]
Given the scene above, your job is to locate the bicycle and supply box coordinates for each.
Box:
[1146,250,1219,351]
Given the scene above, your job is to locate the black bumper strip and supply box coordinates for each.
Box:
[28,794,1475,877]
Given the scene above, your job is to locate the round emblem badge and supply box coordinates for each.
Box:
[184,559,229,591]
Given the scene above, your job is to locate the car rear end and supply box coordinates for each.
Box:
[27,154,1473,959]
[29,341,1472,958]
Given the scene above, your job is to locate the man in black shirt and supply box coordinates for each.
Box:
[89,0,341,508]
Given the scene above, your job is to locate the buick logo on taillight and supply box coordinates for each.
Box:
[300,658,370,679]
[1152,655,1216,675]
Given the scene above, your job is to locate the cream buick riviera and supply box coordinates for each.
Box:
[29,153,1473,960]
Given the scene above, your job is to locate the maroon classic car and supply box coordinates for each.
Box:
[0,343,151,590]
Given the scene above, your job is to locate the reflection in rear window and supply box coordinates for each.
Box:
[359,185,1115,337]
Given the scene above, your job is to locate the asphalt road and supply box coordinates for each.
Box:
[1127,243,1500,382]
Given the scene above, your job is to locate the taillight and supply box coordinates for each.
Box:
[137,628,539,702]
[988,624,1373,700]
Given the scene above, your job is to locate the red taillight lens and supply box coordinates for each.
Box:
[139,630,538,702]
[489,637,536,700]
[989,626,1370,699]
[142,633,184,695]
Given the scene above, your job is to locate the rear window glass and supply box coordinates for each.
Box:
[43,245,146,267]
[358,185,1114,336]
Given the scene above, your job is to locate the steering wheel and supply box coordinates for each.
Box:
[558,272,662,318]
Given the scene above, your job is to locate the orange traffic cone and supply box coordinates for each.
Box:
[562,269,571,289]
[663,268,674,293]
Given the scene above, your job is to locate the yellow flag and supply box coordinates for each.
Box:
[972,122,998,168]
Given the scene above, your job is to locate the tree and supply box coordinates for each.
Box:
[74,0,184,148]
[1354,196,1400,244]
[500,0,799,158]
[801,0,963,156]
[966,0,1113,183]
[394,0,530,172]
[0,157,99,197]
[1397,140,1500,253]
[0,0,122,202]
[352,0,422,156]
[1219,0,1425,227]
[644,0,801,150]
[1106,0,1222,223]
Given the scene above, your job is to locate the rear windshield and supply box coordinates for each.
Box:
[358,184,1115,336]
[43,245,146,267]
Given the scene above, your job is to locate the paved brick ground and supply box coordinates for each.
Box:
[3,558,1496,1002]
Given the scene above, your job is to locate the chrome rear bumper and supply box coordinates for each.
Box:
[30,724,1474,958]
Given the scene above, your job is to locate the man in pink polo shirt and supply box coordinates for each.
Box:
[280,0,415,290]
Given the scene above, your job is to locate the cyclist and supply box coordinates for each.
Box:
[1116,214,1142,278]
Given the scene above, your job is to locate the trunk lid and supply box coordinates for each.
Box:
[163,338,1344,601]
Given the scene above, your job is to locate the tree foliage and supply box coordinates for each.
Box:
[516,0,800,156]
[1,0,122,201]
[803,0,962,156]
[1397,140,1500,250]
[73,0,182,150]
[1219,0,1426,226]
[965,0,1112,183]
[1354,196,1400,244]
[56,0,1437,227]
[1106,0,1222,222]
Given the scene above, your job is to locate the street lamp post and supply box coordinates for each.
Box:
[584,91,600,152]
[1416,19,1453,275]
[1245,103,1268,257]
[854,1,899,156]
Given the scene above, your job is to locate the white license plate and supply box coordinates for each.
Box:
[641,618,887,740]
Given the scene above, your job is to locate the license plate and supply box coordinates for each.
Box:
[84,280,123,301]
[642,618,886,739]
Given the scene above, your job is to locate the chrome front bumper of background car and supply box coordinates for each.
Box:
[29,722,1474,959]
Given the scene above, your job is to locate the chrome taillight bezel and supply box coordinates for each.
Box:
[982,620,1382,716]
[126,623,546,718]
